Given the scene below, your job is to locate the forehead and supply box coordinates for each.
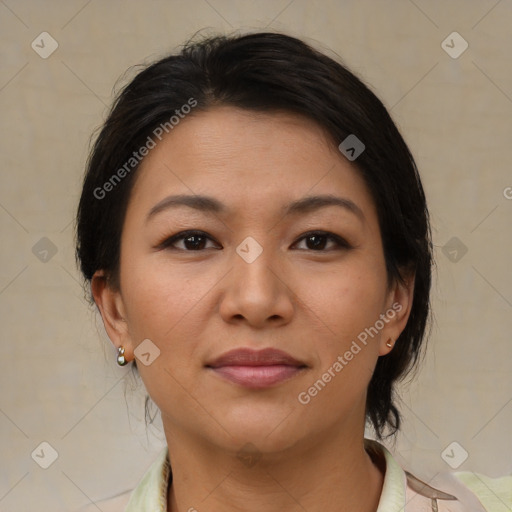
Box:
[128,106,377,221]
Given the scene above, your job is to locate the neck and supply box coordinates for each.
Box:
[164,425,385,512]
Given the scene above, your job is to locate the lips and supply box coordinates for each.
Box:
[205,348,307,389]
[206,347,306,368]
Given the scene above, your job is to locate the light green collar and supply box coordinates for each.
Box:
[124,439,429,512]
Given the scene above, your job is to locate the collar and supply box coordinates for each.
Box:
[364,438,408,510]
[124,438,451,512]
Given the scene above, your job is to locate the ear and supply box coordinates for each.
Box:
[91,270,135,363]
[378,269,416,356]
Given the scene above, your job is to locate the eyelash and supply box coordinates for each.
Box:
[156,230,352,252]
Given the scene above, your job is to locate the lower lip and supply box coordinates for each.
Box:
[209,365,305,389]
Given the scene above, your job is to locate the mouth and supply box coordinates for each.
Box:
[205,347,308,389]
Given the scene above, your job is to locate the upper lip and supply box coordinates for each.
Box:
[206,348,307,368]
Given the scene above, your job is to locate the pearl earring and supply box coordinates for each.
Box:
[117,346,128,366]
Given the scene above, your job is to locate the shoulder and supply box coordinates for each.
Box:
[405,467,512,511]
[451,470,512,511]
[366,438,510,512]
[75,446,170,512]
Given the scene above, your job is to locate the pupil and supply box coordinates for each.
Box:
[185,235,205,250]
[308,235,326,250]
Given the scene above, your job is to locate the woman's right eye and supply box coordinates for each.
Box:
[157,230,221,251]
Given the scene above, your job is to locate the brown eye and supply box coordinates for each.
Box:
[157,231,221,251]
[293,231,351,251]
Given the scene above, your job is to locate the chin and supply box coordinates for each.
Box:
[225,430,300,460]
[214,405,302,451]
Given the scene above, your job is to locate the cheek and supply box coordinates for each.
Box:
[120,261,213,412]
[122,261,210,341]
[293,264,386,415]
[299,259,387,345]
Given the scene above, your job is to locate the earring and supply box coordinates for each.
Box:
[386,338,393,349]
[117,346,128,366]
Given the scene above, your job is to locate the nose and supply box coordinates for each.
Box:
[218,241,295,329]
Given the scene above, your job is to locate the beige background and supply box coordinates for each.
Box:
[1,0,511,510]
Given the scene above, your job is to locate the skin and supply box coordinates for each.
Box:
[92,106,415,512]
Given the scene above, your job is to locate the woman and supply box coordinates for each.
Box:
[75,32,511,511]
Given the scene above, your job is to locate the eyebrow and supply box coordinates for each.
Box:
[146,193,365,223]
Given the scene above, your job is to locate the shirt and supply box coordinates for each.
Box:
[79,439,512,511]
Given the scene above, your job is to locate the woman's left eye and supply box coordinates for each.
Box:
[292,231,351,251]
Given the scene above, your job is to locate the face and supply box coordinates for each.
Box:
[93,107,413,454]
